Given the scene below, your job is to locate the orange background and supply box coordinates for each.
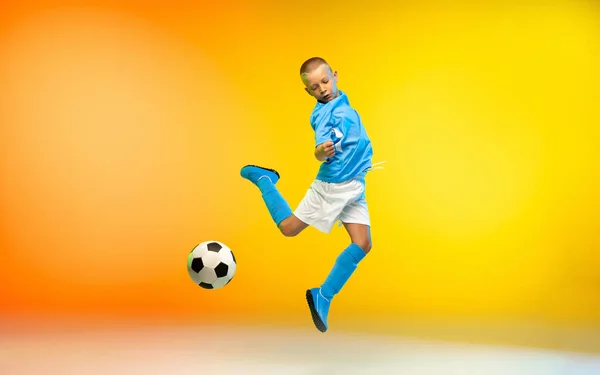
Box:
[1,0,599,348]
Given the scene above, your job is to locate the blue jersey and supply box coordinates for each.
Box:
[310,91,373,183]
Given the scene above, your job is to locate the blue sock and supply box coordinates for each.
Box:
[257,177,292,226]
[320,243,367,300]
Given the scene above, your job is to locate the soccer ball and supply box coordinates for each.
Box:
[187,241,237,289]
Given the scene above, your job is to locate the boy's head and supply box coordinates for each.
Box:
[300,57,339,103]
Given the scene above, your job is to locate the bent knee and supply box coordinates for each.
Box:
[278,217,302,237]
[355,239,372,254]
[280,226,299,237]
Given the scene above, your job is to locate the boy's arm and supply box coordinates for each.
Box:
[313,115,335,162]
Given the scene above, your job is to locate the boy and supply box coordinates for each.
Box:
[240,57,375,333]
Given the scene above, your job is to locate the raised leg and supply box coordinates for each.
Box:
[278,215,309,237]
[240,164,309,237]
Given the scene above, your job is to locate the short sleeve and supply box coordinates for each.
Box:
[313,114,333,147]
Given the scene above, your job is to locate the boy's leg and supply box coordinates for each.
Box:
[323,223,372,301]
[278,215,309,237]
[306,189,372,333]
[341,222,372,254]
[240,165,308,237]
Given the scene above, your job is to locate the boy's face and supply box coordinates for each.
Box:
[301,63,339,103]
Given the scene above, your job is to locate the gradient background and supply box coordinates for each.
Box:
[1,0,599,356]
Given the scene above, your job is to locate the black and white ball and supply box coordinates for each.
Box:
[187,241,237,289]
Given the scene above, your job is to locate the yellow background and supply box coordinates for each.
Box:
[1,0,599,350]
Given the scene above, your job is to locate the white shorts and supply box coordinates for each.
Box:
[294,178,370,234]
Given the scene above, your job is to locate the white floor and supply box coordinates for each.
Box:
[2,324,600,375]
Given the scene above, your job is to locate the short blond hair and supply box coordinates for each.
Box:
[299,57,331,76]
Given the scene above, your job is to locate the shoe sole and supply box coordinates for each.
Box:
[241,165,280,180]
[305,289,327,333]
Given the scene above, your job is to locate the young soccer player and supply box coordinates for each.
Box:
[240,57,377,333]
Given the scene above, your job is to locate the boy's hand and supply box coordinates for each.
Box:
[322,141,335,158]
[315,141,335,161]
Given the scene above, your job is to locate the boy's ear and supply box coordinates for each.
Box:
[304,87,312,96]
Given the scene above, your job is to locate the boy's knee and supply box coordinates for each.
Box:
[280,225,299,237]
[278,217,302,237]
[356,239,372,254]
